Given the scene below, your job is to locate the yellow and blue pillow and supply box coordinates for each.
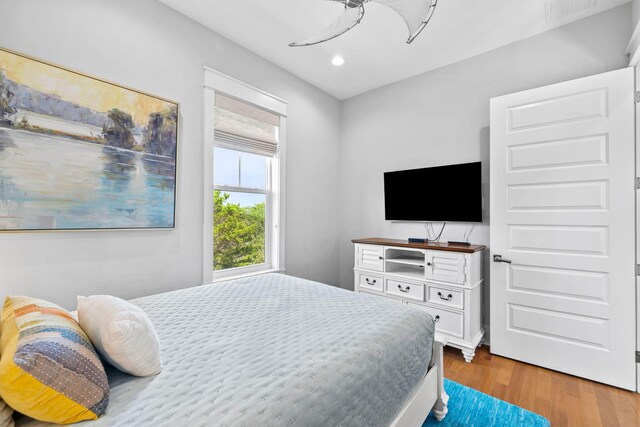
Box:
[0,296,109,424]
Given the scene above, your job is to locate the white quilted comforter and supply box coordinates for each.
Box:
[19,273,435,427]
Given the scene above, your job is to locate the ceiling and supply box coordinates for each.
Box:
[159,0,630,100]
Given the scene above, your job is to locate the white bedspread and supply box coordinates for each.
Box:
[18,273,435,427]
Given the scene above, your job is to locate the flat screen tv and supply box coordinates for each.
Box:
[384,162,482,222]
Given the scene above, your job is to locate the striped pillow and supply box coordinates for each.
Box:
[0,318,14,427]
[0,397,13,427]
[0,296,109,424]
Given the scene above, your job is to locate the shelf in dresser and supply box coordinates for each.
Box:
[385,266,425,281]
[385,257,426,267]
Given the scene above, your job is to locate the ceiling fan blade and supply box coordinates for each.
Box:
[289,4,365,47]
[372,0,437,43]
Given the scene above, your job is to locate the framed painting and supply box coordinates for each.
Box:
[0,47,177,231]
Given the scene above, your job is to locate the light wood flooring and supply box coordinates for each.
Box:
[443,346,640,427]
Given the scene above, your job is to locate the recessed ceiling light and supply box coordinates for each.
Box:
[331,56,346,67]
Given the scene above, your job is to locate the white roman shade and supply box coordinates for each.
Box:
[214,93,280,156]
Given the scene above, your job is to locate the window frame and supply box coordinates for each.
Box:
[203,67,287,283]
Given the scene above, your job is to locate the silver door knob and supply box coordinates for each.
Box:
[493,255,512,264]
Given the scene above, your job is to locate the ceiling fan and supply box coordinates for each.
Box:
[289,0,438,47]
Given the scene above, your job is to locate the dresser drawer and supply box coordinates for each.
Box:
[386,278,424,301]
[427,284,464,310]
[360,289,404,303]
[357,272,384,292]
[407,302,464,338]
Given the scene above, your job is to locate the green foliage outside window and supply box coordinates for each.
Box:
[213,190,265,270]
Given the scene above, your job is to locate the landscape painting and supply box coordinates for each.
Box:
[0,48,177,230]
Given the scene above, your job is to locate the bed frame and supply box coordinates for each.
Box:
[390,334,449,426]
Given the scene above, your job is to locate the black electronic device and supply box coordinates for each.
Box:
[384,162,482,222]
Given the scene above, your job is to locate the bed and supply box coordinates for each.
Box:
[17,273,448,426]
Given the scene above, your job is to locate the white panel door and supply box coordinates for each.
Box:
[490,68,636,390]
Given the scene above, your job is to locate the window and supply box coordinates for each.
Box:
[203,68,286,281]
[213,147,269,271]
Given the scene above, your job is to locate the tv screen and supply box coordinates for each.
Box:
[384,162,482,222]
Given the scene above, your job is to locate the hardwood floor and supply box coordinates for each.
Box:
[443,346,640,427]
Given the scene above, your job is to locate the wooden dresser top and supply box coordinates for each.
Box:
[352,237,486,253]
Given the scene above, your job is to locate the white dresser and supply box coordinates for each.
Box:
[353,238,485,362]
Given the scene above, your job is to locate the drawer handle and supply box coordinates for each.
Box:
[434,315,440,323]
[365,278,377,285]
[397,284,410,293]
[378,256,383,260]
[427,262,432,267]
[437,292,453,301]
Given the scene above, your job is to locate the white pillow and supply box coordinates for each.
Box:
[77,295,162,377]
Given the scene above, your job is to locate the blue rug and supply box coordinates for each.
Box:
[423,379,550,427]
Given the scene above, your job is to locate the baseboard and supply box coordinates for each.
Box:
[482,323,490,347]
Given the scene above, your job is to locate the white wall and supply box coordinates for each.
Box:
[0,1,632,319]
[0,0,342,308]
[338,4,632,340]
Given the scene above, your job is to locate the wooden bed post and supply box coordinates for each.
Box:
[433,334,449,421]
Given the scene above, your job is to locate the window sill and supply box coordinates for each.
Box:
[208,268,286,285]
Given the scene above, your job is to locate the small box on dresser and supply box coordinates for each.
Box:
[353,238,486,362]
